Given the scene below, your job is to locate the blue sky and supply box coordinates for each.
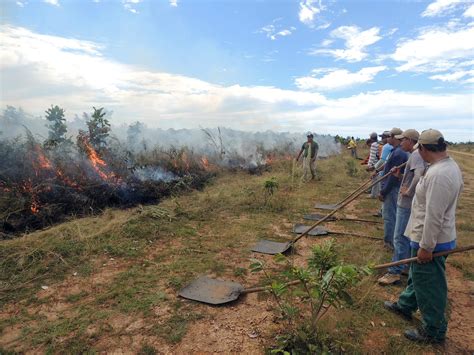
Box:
[1,0,473,141]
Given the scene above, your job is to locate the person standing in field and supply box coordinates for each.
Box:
[379,127,409,250]
[367,132,379,198]
[378,129,427,285]
[384,129,463,344]
[296,132,319,182]
[347,136,358,158]
[370,131,393,215]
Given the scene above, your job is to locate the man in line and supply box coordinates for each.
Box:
[369,131,392,208]
[379,128,409,250]
[367,132,380,198]
[296,132,319,182]
[384,129,463,344]
[378,129,426,285]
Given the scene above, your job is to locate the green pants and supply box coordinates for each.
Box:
[397,249,448,340]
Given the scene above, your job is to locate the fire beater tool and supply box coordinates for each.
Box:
[293,223,383,241]
[373,245,474,270]
[178,276,301,305]
[250,163,406,255]
[179,246,473,305]
[303,213,382,224]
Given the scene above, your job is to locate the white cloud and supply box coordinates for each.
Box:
[429,69,474,82]
[321,39,333,47]
[16,1,27,7]
[258,24,295,40]
[122,0,141,13]
[169,0,178,7]
[1,25,473,141]
[298,0,329,28]
[43,0,59,6]
[421,0,462,17]
[295,66,386,91]
[464,4,474,17]
[299,0,321,26]
[391,24,474,74]
[311,26,382,62]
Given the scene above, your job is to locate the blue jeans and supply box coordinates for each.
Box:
[388,206,411,274]
[382,187,399,247]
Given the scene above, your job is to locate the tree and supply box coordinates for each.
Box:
[127,121,144,145]
[44,105,68,147]
[86,107,110,150]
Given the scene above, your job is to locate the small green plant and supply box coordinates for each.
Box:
[345,159,358,177]
[250,240,370,353]
[263,177,279,206]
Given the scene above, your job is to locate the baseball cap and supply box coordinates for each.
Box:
[369,132,378,140]
[414,129,444,149]
[306,131,314,137]
[379,130,390,138]
[395,129,419,141]
[390,127,403,137]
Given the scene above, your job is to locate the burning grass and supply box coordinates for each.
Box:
[0,133,216,236]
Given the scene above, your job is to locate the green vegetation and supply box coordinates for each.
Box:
[250,241,370,353]
[1,146,472,353]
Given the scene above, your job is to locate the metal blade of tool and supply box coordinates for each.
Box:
[178,276,244,305]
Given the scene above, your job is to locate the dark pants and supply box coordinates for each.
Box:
[397,249,448,340]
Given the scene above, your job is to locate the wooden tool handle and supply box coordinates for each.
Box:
[292,162,407,244]
[373,245,474,269]
[242,280,301,294]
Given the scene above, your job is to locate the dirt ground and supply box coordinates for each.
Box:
[1,151,473,354]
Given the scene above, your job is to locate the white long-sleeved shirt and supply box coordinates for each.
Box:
[404,157,463,252]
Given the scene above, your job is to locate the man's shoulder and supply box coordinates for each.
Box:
[426,158,462,183]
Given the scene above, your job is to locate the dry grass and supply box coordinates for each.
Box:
[0,145,472,354]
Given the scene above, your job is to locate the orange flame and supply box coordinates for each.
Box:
[82,140,120,183]
[200,156,210,171]
[32,145,53,176]
[182,151,190,171]
[20,179,40,214]
[265,154,275,165]
[30,199,40,214]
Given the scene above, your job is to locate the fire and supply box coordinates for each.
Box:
[81,139,120,183]
[181,151,190,171]
[32,145,53,176]
[265,154,275,165]
[36,148,52,169]
[56,169,79,188]
[200,156,210,170]
[30,199,40,214]
[20,179,40,214]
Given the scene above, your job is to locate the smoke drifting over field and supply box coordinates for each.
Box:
[0,106,340,235]
[0,107,341,163]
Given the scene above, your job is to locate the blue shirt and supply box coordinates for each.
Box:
[380,145,409,197]
[381,143,393,161]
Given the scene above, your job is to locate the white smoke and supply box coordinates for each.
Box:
[0,106,341,164]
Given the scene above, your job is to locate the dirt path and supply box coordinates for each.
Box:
[446,266,474,353]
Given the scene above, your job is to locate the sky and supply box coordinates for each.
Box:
[0,0,473,141]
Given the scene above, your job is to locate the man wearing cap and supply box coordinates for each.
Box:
[378,128,409,250]
[378,129,426,285]
[370,131,392,202]
[384,129,463,344]
[367,132,379,197]
[296,132,319,182]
